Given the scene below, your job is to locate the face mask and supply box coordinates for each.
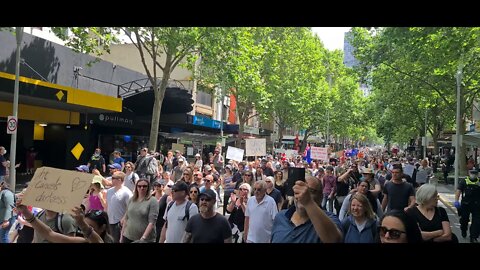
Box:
[2,150,6,155]
[470,174,477,179]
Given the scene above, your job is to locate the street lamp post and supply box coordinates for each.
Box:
[454,62,463,191]
[423,107,427,159]
[8,27,23,189]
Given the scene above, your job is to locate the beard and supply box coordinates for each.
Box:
[199,205,209,214]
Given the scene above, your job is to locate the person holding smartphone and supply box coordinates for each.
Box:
[271,175,343,243]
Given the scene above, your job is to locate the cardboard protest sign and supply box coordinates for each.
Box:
[245,138,266,157]
[226,146,244,162]
[172,143,184,154]
[22,167,94,213]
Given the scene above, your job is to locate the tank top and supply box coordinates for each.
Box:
[88,194,104,211]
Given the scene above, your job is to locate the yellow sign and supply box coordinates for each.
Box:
[22,167,93,213]
[71,142,84,160]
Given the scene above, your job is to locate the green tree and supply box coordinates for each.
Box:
[53,27,205,151]
[349,27,480,169]
[193,27,269,147]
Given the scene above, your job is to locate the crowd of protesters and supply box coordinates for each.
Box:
[0,144,461,244]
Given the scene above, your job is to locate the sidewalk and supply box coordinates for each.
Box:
[436,183,458,215]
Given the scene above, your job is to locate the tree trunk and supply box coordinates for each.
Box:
[277,125,284,147]
[148,72,169,152]
[299,129,312,154]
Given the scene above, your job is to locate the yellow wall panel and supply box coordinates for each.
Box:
[33,124,44,140]
[0,102,80,125]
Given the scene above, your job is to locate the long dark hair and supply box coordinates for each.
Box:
[380,210,423,243]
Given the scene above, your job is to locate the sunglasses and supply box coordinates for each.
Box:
[200,197,212,202]
[244,174,252,177]
[190,190,198,194]
[378,226,406,239]
[239,188,248,191]
[137,185,149,189]
[205,180,212,183]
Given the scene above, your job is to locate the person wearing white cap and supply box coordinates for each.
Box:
[194,153,203,169]
[172,158,186,182]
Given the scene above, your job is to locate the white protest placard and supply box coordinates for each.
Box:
[245,138,266,157]
[226,146,244,162]
[310,147,329,161]
[187,147,194,156]
[285,150,298,159]
[22,167,94,213]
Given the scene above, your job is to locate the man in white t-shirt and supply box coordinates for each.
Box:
[244,180,278,243]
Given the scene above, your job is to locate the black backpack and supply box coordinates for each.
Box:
[164,200,193,228]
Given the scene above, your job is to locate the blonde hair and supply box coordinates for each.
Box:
[348,193,376,220]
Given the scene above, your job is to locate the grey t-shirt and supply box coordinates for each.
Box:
[163,200,199,243]
[33,211,77,243]
[106,186,133,224]
[123,196,159,242]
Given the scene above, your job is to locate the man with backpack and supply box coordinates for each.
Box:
[0,181,16,243]
[32,209,77,243]
[159,181,198,243]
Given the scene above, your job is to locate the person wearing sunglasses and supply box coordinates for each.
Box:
[183,189,232,243]
[121,179,158,243]
[244,180,278,243]
[379,210,423,243]
[188,185,200,206]
[226,183,251,243]
[16,199,111,243]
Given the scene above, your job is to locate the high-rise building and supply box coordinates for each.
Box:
[343,31,370,96]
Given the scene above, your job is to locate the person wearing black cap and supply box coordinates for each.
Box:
[183,189,232,243]
[159,181,198,243]
[455,169,480,242]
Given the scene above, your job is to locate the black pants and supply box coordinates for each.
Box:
[223,190,233,216]
[459,203,480,238]
[109,222,122,243]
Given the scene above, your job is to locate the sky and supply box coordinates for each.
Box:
[311,27,351,51]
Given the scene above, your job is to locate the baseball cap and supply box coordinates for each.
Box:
[76,165,89,172]
[108,163,122,170]
[171,181,189,192]
[199,189,216,200]
[469,169,478,174]
[195,153,201,157]
[178,158,184,163]
[204,165,212,171]
[225,165,233,171]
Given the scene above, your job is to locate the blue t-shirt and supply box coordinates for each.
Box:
[271,206,342,243]
[113,157,125,166]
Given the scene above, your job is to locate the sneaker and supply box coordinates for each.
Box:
[462,231,467,238]
[470,237,478,243]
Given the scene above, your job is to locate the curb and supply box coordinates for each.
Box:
[438,194,458,215]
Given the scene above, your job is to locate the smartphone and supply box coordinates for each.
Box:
[286,167,305,196]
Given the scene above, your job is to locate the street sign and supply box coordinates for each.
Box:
[7,116,17,134]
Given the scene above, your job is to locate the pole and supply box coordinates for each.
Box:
[326,110,330,147]
[423,107,427,159]
[454,62,463,191]
[9,27,23,189]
